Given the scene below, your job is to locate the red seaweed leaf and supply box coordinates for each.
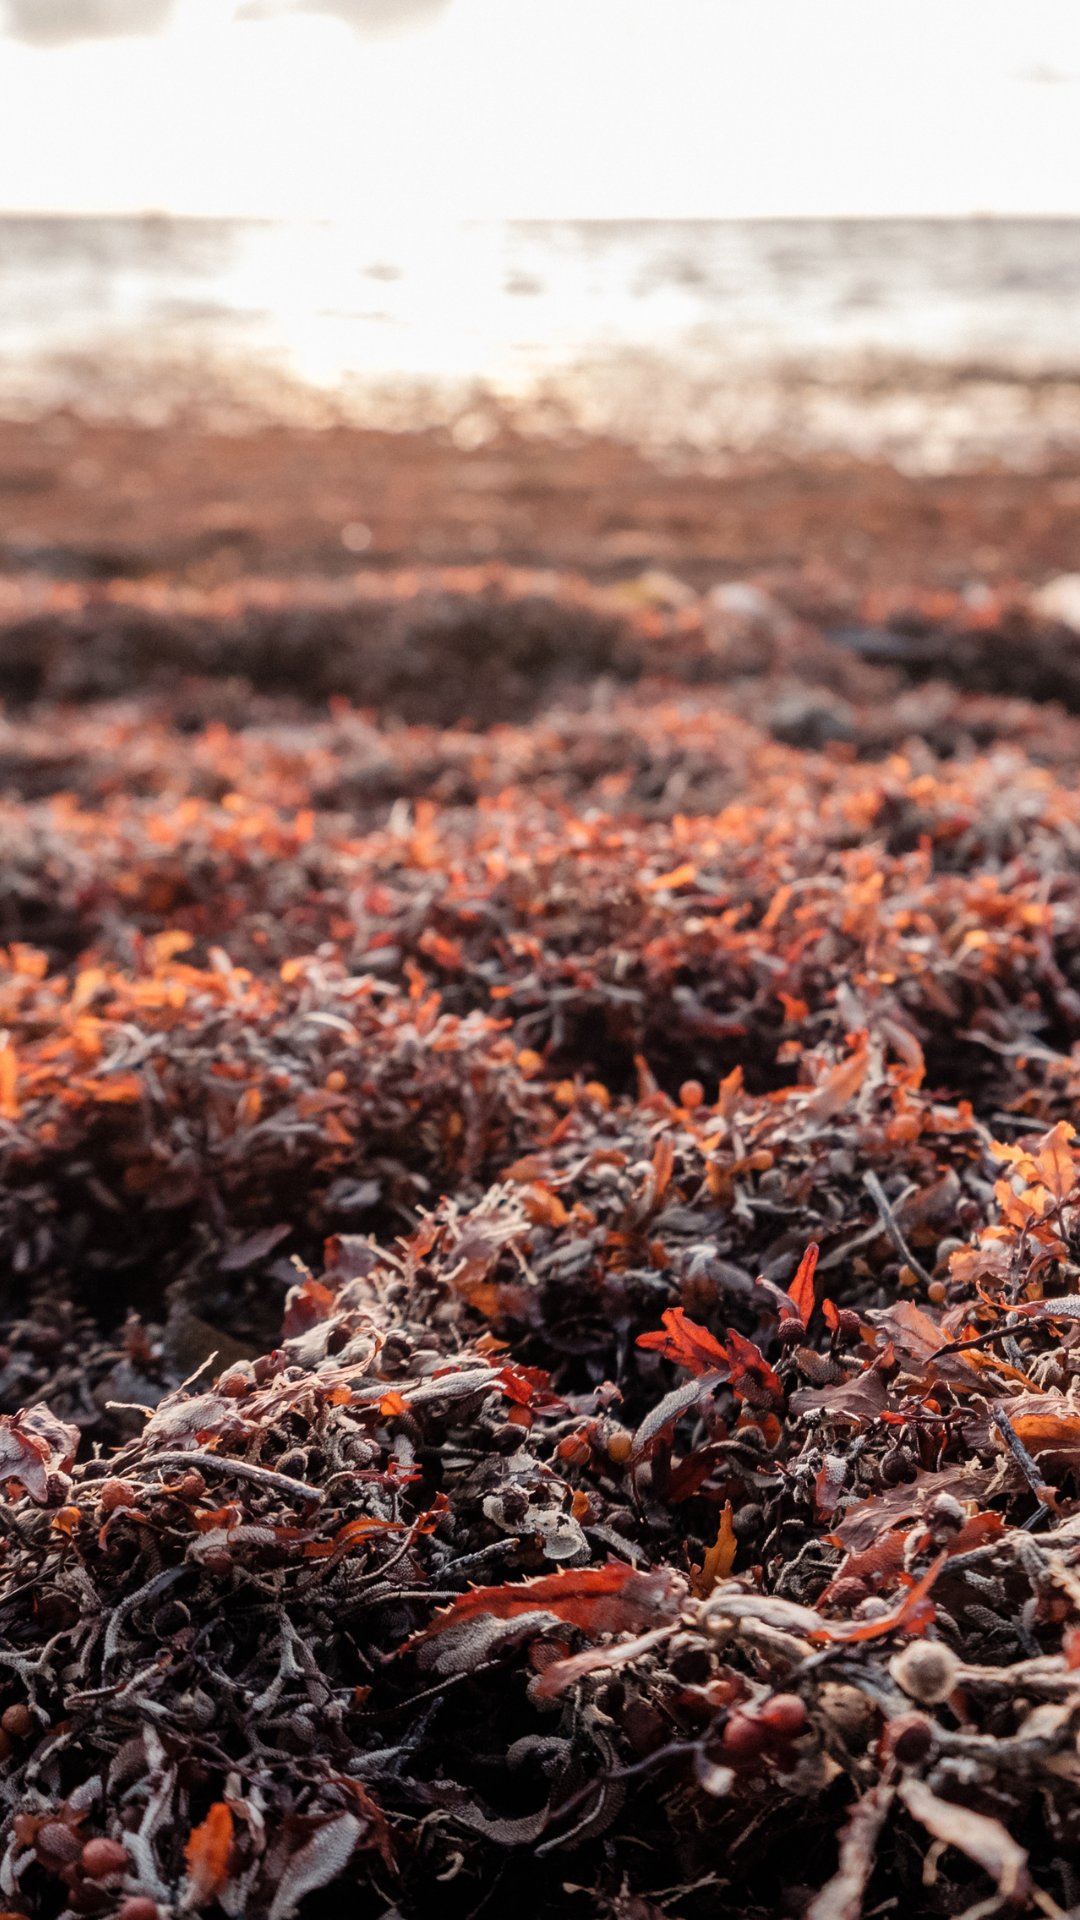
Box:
[820,1531,910,1604]
[725,1326,783,1405]
[407,1563,681,1647]
[812,1553,946,1642]
[637,1307,728,1376]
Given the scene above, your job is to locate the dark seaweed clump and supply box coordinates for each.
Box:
[3,570,1080,1918]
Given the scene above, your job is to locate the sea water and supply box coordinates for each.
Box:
[2,213,1079,464]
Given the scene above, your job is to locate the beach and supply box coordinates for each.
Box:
[2,214,1080,1917]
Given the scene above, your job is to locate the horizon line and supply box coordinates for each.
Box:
[5,206,1080,224]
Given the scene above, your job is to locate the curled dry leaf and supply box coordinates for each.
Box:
[898,1777,1029,1903]
[409,1563,683,1648]
[0,1406,79,1502]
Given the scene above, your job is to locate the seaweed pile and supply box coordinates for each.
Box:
[4,570,1080,1917]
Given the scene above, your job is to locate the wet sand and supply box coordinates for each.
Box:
[2,410,1080,592]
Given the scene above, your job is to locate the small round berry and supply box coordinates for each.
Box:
[720,1711,768,1762]
[855,1596,892,1621]
[1,1702,33,1739]
[68,1884,110,1915]
[670,1645,712,1685]
[881,1447,917,1486]
[883,1710,934,1765]
[81,1838,129,1880]
[733,1503,763,1540]
[99,1478,137,1512]
[36,1821,82,1866]
[679,1080,705,1110]
[827,1576,870,1611]
[759,1693,807,1739]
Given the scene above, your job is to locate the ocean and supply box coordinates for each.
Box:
[2,213,1080,464]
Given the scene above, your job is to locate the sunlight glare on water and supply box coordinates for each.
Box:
[3,213,1080,464]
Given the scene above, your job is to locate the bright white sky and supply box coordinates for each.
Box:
[0,0,1078,220]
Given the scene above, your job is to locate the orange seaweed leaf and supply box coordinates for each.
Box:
[651,1133,676,1203]
[786,1241,820,1327]
[1033,1120,1079,1203]
[0,1041,18,1120]
[185,1801,234,1903]
[820,1530,910,1603]
[692,1502,737,1596]
[803,1035,871,1121]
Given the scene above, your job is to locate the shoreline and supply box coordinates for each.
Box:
[3,408,1080,592]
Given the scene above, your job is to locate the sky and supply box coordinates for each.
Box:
[0,0,1078,220]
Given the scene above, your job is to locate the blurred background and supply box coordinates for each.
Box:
[0,0,1078,595]
[1,1,1080,456]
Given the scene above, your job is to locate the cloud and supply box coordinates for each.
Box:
[1016,64,1077,84]
[239,0,450,31]
[3,0,175,44]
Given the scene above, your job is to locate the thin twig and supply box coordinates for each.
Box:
[991,1407,1053,1530]
[862,1171,935,1287]
[932,1316,1025,1360]
[131,1450,323,1504]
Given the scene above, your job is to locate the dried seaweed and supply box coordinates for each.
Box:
[3,566,1080,1916]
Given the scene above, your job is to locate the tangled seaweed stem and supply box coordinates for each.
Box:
[131,1450,324,1504]
[6,563,1080,1913]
